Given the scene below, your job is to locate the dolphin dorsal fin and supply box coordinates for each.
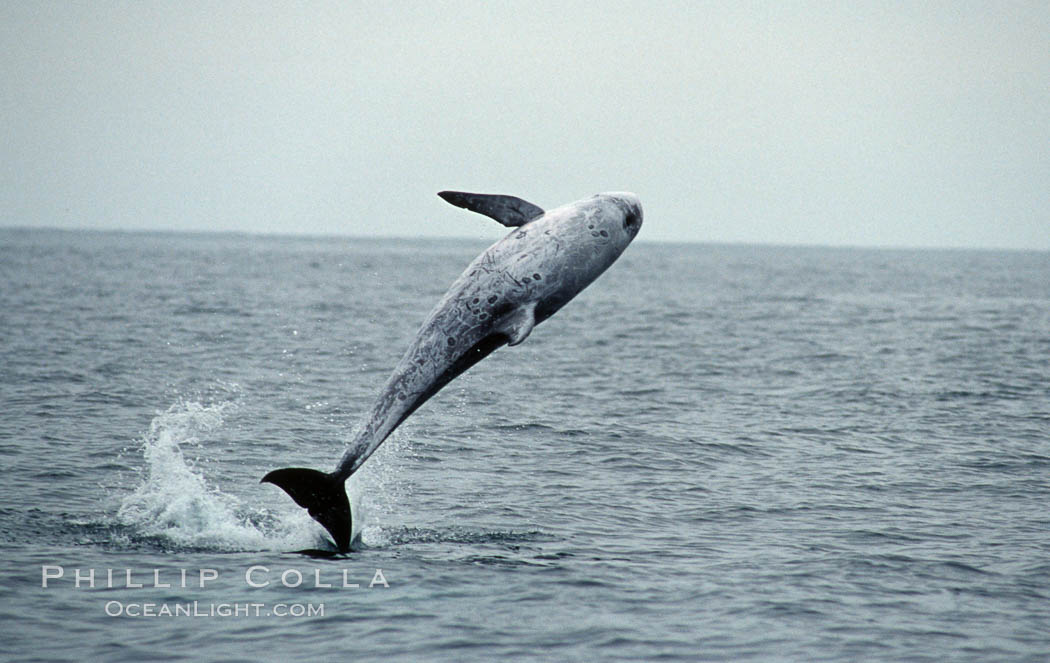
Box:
[496,301,537,346]
[438,191,545,227]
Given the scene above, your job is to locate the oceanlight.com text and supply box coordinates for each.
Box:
[104,601,324,618]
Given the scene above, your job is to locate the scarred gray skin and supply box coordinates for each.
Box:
[332,192,643,480]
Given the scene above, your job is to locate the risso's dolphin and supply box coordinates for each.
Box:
[263,190,643,551]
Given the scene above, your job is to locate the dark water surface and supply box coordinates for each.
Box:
[2,228,1049,661]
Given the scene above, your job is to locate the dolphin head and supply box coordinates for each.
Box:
[600,191,643,244]
[529,192,642,318]
[577,191,643,265]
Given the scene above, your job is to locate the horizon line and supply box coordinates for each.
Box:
[1,223,1047,255]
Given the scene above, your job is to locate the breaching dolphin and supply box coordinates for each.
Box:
[263,190,643,551]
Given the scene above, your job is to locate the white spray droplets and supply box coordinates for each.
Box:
[117,399,318,551]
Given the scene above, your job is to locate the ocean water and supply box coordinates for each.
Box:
[1,227,1049,662]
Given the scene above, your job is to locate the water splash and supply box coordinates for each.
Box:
[117,399,320,552]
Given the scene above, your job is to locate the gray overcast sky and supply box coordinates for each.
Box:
[2,1,1048,249]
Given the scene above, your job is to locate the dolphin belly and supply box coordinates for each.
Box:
[333,295,509,479]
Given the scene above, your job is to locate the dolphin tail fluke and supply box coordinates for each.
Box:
[261,468,352,552]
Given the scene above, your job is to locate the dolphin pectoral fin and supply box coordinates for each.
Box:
[261,468,352,552]
[437,191,545,227]
[497,301,537,346]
